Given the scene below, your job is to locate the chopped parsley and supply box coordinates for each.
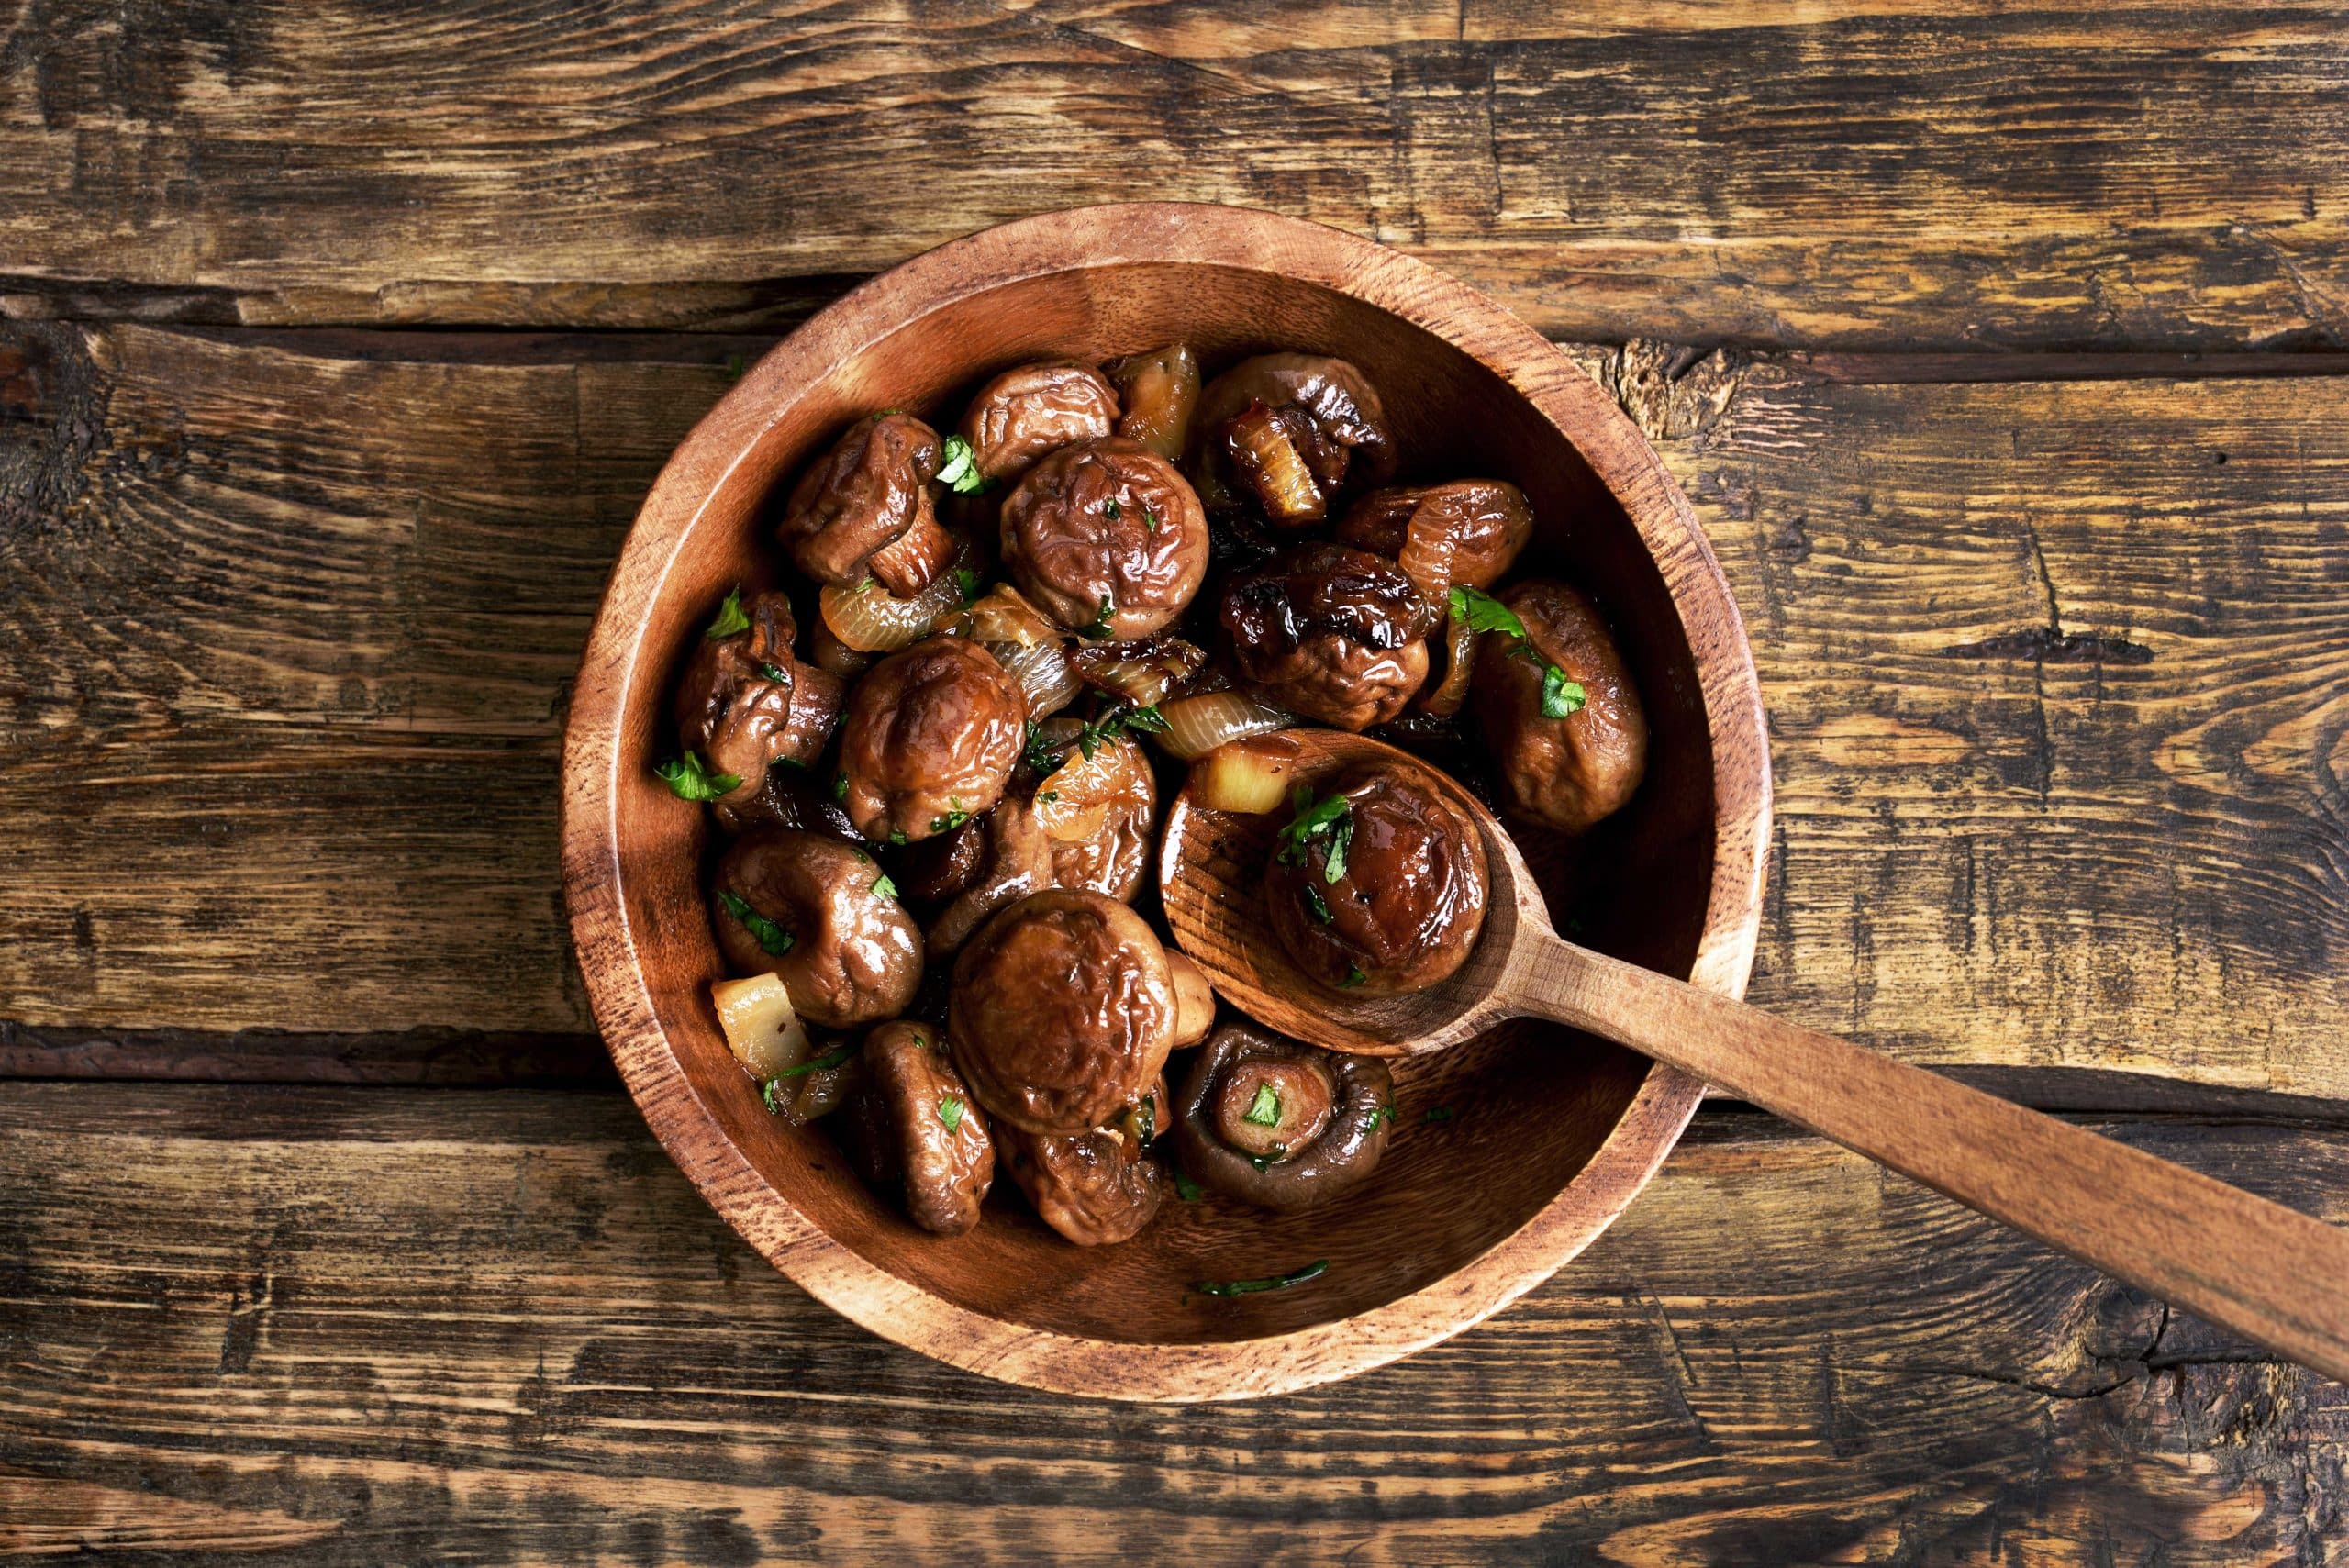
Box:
[1039,790,1059,804]
[764,1044,856,1093]
[1422,1106,1456,1124]
[705,586,751,640]
[1174,1168,1205,1203]
[757,660,791,685]
[937,1095,965,1133]
[1141,503,1160,533]
[655,751,740,802]
[1541,665,1588,719]
[1323,816,1353,884]
[718,890,795,955]
[1242,1084,1283,1127]
[930,797,971,833]
[1103,497,1121,520]
[1341,963,1368,989]
[1452,585,1587,722]
[1275,787,1352,873]
[1195,1260,1329,1297]
[1304,884,1334,924]
[833,772,851,803]
[1022,719,1065,775]
[886,829,908,848]
[1366,1102,1397,1129]
[1078,595,1116,640]
[953,565,982,602]
[1072,702,1168,760]
[935,435,992,495]
[871,872,899,899]
[1448,584,1526,639]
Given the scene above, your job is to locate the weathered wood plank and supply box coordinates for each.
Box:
[4,2,2346,349]
[0,1084,2340,1563]
[6,322,2349,1100]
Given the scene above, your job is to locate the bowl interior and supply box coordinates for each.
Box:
[607,261,1720,1347]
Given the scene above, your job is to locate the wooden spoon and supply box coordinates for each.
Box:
[1161,729,2349,1382]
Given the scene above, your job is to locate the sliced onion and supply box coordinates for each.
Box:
[865,506,956,596]
[1154,688,1295,762]
[952,583,1058,649]
[819,560,963,653]
[774,662,845,765]
[1223,400,1325,526]
[1068,634,1206,708]
[1418,606,1476,718]
[1187,732,1304,814]
[710,973,813,1082]
[1033,736,1149,841]
[1396,495,1463,617]
[990,638,1080,720]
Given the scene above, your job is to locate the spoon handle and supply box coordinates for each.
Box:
[1508,932,2349,1383]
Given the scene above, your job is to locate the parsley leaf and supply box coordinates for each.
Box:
[833,772,850,803]
[718,890,795,955]
[1196,1261,1330,1297]
[765,1044,855,1094]
[1541,665,1587,719]
[953,565,982,602]
[1448,584,1526,639]
[1423,1106,1456,1124]
[1366,1102,1397,1129]
[1275,789,1352,868]
[930,807,971,833]
[937,1095,965,1133]
[1022,720,1065,776]
[871,872,898,899]
[757,660,791,684]
[1304,884,1334,924]
[1040,790,1060,804]
[1174,1169,1205,1203]
[1075,595,1116,640]
[1071,702,1167,762]
[1141,503,1160,533]
[1242,1083,1283,1128]
[655,751,740,802]
[935,435,992,495]
[1323,816,1353,884]
[1103,497,1121,520]
[706,586,751,640]
[1120,704,1170,736]
[886,829,907,848]
[1341,962,1367,989]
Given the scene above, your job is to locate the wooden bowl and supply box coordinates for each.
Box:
[561,204,1770,1400]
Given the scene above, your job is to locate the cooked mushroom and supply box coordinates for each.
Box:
[672,590,847,821]
[1190,353,1396,525]
[711,830,925,1028]
[959,360,1121,486]
[948,889,1180,1135]
[891,816,988,904]
[837,635,1027,845]
[1220,542,1433,730]
[1335,480,1534,598]
[1032,733,1158,903]
[998,438,1210,641]
[996,1074,1168,1246]
[1166,951,1217,1050]
[1264,765,1489,995]
[926,795,1058,956]
[1470,580,1648,832]
[1105,343,1201,460]
[1174,1023,1393,1211]
[775,411,957,594]
[713,758,871,842]
[842,1020,996,1235]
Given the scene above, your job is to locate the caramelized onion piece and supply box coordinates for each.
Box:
[1106,344,1202,459]
[1222,400,1326,528]
[818,553,969,653]
[1066,634,1206,709]
[1154,689,1295,762]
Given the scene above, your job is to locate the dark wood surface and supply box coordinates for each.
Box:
[4,1,2347,1560]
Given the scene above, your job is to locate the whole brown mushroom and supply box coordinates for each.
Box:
[948,889,1180,1136]
[1264,765,1489,996]
[925,795,1058,957]
[1471,580,1649,832]
[1335,480,1534,598]
[837,635,1026,846]
[842,1020,996,1236]
[710,830,925,1029]
[998,438,1209,641]
[996,1075,1169,1246]
[1190,353,1396,526]
[1174,1024,1394,1212]
[1220,542,1434,730]
[959,360,1121,485]
[774,411,959,595]
[672,590,846,823]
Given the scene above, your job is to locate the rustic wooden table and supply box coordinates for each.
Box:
[6,5,2347,1562]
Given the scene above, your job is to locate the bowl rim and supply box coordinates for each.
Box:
[561,201,1771,1402]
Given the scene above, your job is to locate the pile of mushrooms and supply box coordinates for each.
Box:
[663,342,1651,1250]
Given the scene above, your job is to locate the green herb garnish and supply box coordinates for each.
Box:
[1541,665,1587,719]
[706,586,751,640]
[872,873,899,899]
[935,434,992,495]
[1078,595,1116,640]
[1242,1084,1283,1128]
[886,829,907,848]
[1448,584,1526,639]
[1174,1169,1205,1203]
[1196,1260,1329,1297]
[953,565,982,602]
[1366,1102,1397,1129]
[718,890,796,955]
[655,751,740,802]
[1341,963,1367,989]
[767,1044,855,1086]
[1304,884,1334,924]
[1323,816,1353,884]
[758,660,791,685]
[1248,1143,1287,1172]
[1276,788,1352,866]
[1040,790,1059,804]
[937,1095,965,1133]
[1142,504,1160,532]
[1072,702,1167,760]
[1423,1106,1456,1124]
[1022,720,1064,775]
[1103,497,1121,520]
[1453,586,1586,721]
[833,772,851,803]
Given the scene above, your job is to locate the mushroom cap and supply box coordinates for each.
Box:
[1264,765,1490,996]
[925,795,1058,958]
[998,438,1210,640]
[775,412,942,587]
[948,889,1180,1136]
[960,360,1121,485]
[837,635,1026,845]
[1174,1024,1394,1212]
[710,829,925,1029]
[1470,579,1649,833]
[852,1020,996,1236]
[1335,480,1535,594]
[673,590,833,808]
[996,1075,1168,1247]
[1221,542,1434,730]
[1189,353,1396,517]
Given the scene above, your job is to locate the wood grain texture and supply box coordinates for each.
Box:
[4,2,2347,350]
[1,1084,2342,1564]
[7,321,2349,1104]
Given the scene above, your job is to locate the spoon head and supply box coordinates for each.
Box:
[1158,729,1554,1056]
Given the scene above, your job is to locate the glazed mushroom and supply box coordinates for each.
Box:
[836,634,1027,846]
[1174,1024,1394,1212]
[958,360,1121,486]
[843,1020,996,1236]
[1264,765,1489,995]
[1190,353,1396,526]
[671,590,847,823]
[1105,343,1201,460]
[1165,951,1217,1050]
[1220,541,1434,730]
[948,889,1181,1135]
[775,411,957,595]
[996,1074,1168,1246]
[1335,480,1535,598]
[1470,580,1648,832]
[1032,733,1159,903]
[926,795,1058,956]
[998,437,1210,641]
[710,830,925,1028]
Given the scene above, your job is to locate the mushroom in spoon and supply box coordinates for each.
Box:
[1159,728,2349,1382]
